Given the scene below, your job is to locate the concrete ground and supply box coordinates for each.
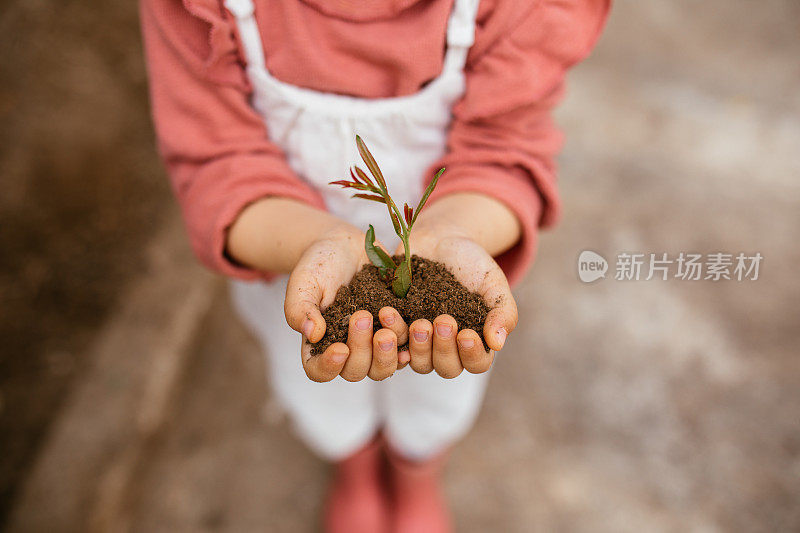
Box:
[8,0,800,531]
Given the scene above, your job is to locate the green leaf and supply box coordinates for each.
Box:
[391,258,412,298]
[365,225,396,272]
[412,167,445,225]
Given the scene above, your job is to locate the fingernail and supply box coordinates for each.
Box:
[496,327,508,348]
[382,312,395,325]
[379,340,394,352]
[413,330,429,342]
[332,350,348,364]
[302,319,314,339]
[459,337,475,349]
[436,324,453,338]
[399,351,410,364]
[355,317,371,331]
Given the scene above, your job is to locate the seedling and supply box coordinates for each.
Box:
[330,135,444,298]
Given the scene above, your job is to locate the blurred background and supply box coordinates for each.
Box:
[1,1,798,531]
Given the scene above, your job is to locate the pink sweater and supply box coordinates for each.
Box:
[140,0,609,285]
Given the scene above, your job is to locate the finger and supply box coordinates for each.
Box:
[457,329,494,374]
[301,342,349,383]
[378,306,408,346]
[432,315,462,379]
[398,349,410,370]
[408,319,433,374]
[285,275,326,343]
[341,310,374,382]
[483,305,518,352]
[479,271,518,351]
[369,328,398,381]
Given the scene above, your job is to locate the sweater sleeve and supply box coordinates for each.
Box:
[425,0,610,286]
[139,0,326,280]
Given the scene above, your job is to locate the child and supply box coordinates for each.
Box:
[140,0,609,530]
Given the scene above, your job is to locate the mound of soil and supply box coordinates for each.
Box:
[310,255,490,355]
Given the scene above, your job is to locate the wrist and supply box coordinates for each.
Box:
[409,220,473,257]
[314,222,364,255]
[226,197,362,273]
[412,192,521,256]
[411,199,480,252]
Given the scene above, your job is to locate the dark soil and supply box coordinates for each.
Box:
[310,255,490,355]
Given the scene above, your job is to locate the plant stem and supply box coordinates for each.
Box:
[386,197,412,261]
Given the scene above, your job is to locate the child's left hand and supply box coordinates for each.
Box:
[395,226,518,378]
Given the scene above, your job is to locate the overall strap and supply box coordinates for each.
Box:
[443,0,481,71]
[224,0,266,70]
[225,0,480,75]
[447,0,480,49]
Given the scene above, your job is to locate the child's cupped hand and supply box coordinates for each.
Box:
[284,225,408,382]
[284,223,518,382]
[396,226,518,378]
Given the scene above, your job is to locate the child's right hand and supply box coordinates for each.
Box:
[284,226,408,382]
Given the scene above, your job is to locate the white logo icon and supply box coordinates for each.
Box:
[578,250,608,283]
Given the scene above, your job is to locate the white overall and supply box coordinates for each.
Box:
[225,0,490,461]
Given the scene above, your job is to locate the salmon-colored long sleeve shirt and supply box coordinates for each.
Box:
[140,0,609,284]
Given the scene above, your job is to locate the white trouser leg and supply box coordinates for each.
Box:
[381,366,491,460]
[230,278,380,461]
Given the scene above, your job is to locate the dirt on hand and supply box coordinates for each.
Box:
[310,255,490,355]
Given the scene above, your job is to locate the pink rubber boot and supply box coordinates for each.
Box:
[323,436,390,533]
[386,445,452,533]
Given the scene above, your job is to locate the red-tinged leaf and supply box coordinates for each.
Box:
[331,181,371,191]
[353,166,374,187]
[412,167,444,225]
[353,193,386,204]
[349,167,363,184]
[403,203,412,225]
[355,135,387,192]
[390,211,402,237]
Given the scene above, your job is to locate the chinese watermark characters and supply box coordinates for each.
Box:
[578,251,762,283]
